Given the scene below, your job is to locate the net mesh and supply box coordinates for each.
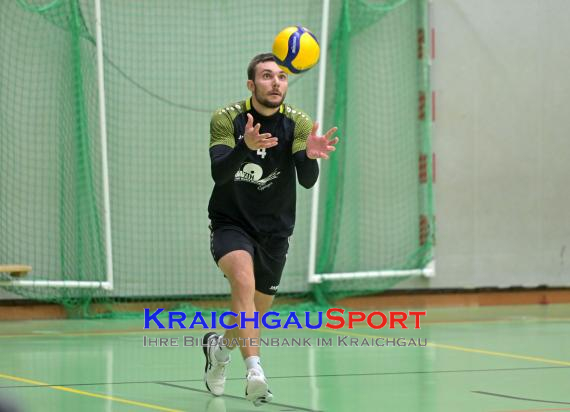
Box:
[315,0,434,299]
[0,0,433,315]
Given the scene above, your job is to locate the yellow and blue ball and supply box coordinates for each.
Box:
[272,26,320,75]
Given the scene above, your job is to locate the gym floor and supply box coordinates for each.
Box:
[0,304,569,412]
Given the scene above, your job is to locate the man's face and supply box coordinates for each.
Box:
[248,61,288,109]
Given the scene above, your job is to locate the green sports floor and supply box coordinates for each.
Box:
[0,304,569,412]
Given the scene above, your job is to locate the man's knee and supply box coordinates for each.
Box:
[228,268,255,292]
[218,250,255,292]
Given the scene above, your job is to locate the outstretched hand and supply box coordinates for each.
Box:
[306,122,339,160]
[244,113,278,150]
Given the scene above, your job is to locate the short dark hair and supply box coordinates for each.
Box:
[247,53,276,81]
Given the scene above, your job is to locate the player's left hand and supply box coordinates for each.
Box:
[306,122,339,160]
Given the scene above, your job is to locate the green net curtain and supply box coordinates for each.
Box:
[0,0,433,310]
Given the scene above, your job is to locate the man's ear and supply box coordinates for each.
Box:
[247,79,254,93]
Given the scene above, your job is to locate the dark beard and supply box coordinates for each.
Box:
[254,88,285,109]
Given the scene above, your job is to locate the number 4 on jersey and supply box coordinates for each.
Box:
[257,148,267,159]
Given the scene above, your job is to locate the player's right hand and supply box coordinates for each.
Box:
[244,113,278,150]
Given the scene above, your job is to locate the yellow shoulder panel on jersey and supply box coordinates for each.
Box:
[283,104,313,154]
[209,100,246,148]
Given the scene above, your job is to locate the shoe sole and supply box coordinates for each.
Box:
[253,391,273,407]
[246,378,273,406]
[202,331,219,394]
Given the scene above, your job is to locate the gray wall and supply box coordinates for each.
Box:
[401,0,570,289]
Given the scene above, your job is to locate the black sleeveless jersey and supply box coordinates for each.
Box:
[208,98,313,237]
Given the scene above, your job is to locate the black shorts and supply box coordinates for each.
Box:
[209,225,289,296]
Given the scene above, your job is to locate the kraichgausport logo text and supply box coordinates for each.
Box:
[143,308,426,330]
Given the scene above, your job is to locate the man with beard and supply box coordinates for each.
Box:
[202,53,339,406]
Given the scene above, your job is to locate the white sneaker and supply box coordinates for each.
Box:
[203,332,230,396]
[245,368,273,406]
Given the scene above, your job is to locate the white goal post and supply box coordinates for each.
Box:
[0,0,113,291]
[307,0,435,285]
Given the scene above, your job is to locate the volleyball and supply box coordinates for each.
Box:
[272,26,320,74]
